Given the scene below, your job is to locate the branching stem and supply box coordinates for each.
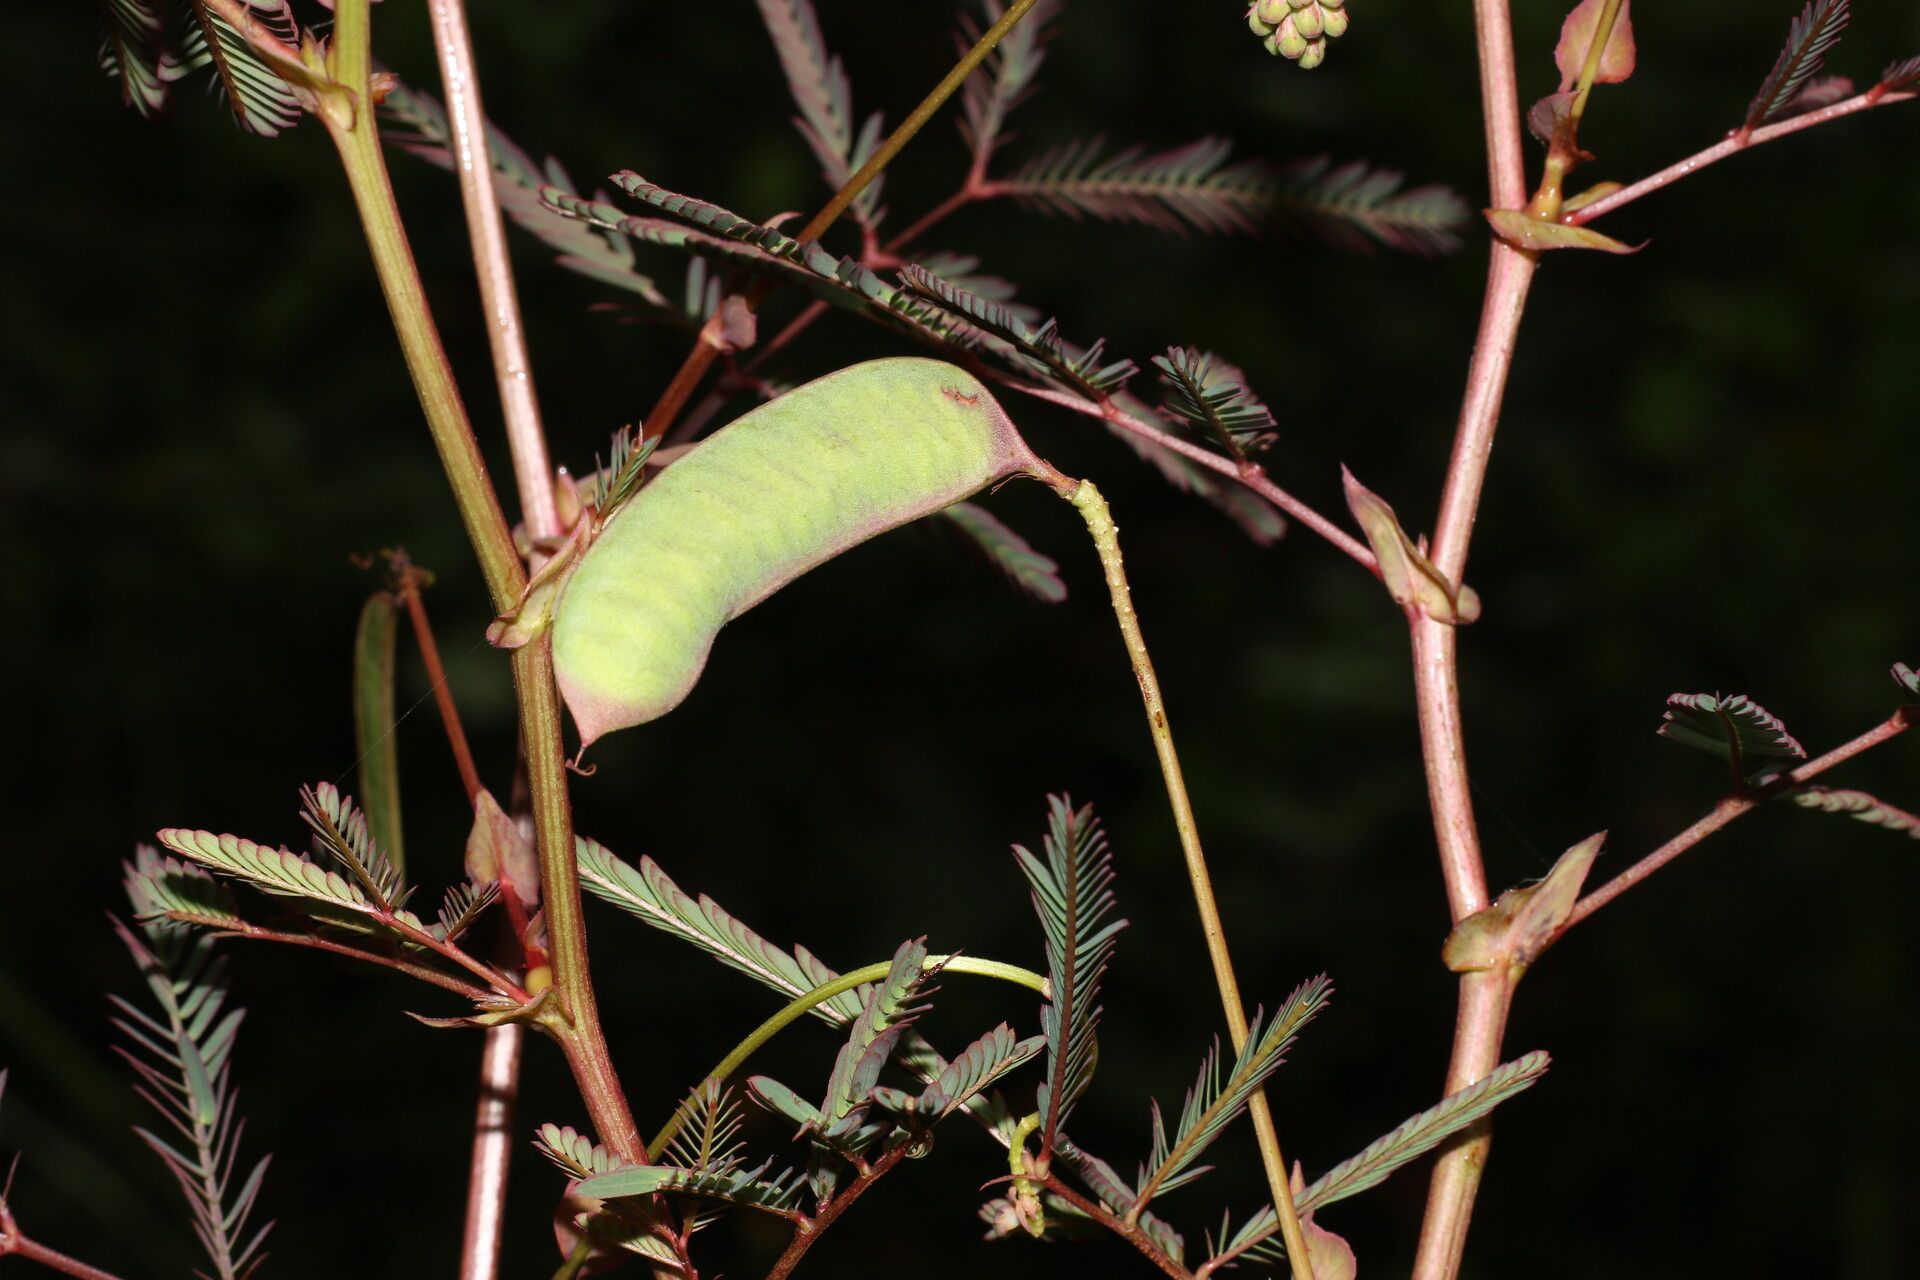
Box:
[0,1207,127,1280]
[1565,87,1916,227]
[646,955,1049,1160]
[762,1142,917,1280]
[1041,1177,1193,1280]
[323,0,636,1163]
[1066,479,1315,1280]
[1565,709,1911,930]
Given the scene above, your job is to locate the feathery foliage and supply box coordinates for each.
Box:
[533,1123,623,1180]
[1133,976,1332,1210]
[574,836,868,1023]
[1153,347,1278,460]
[900,263,1136,398]
[127,852,246,931]
[432,881,500,943]
[1210,1052,1551,1269]
[158,828,378,915]
[1881,56,1920,93]
[1015,797,1125,1153]
[935,501,1068,604]
[299,782,407,913]
[577,1161,805,1218]
[1298,1051,1550,1214]
[1785,786,1920,838]
[754,0,885,233]
[1659,692,1807,784]
[663,1080,747,1174]
[1051,1139,1186,1261]
[991,139,1468,253]
[1747,1,1852,130]
[917,1024,1046,1119]
[821,939,941,1134]
[181,1,301,137]
[381,82,671,309]
[114,851,272,1280]
[957,0,1060,165]
[98,0,176,117]
[748,1076,826,1132]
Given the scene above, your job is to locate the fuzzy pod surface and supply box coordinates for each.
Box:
[553,358,1052,746]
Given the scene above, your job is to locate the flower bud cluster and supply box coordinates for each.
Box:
[1247,0,1348,70]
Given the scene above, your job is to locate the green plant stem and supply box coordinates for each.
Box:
[640,0,1044,441]
[1066,479,1316,1280]
[322,0,637,1163]
[549,1234,594,1280]
[1531,0,1625,217]
[645,955,1049,1159]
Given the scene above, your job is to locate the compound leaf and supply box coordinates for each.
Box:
[1747,0,1851,131]
[1785,786,1920,839]
[935,501,1068,604]
[1016,797,1125,1153]
[181,1,302,137]
[1659,692,1806,784]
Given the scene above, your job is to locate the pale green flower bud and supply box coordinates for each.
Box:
[1291,4,1323,39]
[1322,7,1348,38]
[1297,36,1327,69]
[1270,14,1309,60]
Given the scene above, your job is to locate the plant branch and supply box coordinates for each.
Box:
[391,556,484,803]
[763,1142,917,1280]
[1042,1176,1194,1280]
[1066,479,1315,1280]
[204,919,496,1000]
[426,0,559,540]
[645,955,1049,1159]
[1014,382,1378,573]
[640,0,1045,441]
[0,1207,127,1280]
[1564,86,1916,227]
[459,1021,523,1280]
[1407,0,1538,1274]
[1564,709,1911,930]
[323,0,635,1162]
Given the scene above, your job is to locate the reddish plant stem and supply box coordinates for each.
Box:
[1565,88,1916,228]
[1565,710,1911,930]
[882,182,982,255]
[211,921,498,1001]
[458,1021,522,1280]
[394,565,485,804]
[762,1143,917,1280]
[1407,0,1536,1275]
[1042,1177,1193,1280]
[0,1212,126,1280]
[426,0,558,538]
[1009,381,1380,573]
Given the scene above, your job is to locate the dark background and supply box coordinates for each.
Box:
[3,2,1917,1277]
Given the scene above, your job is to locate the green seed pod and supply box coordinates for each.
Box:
[551,358,1055,746]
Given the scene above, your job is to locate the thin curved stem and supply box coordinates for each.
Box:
[426,0,558,540]
[1067,479,1315,1280]
[210,920,499,1002]
[646,955,1049,1159]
